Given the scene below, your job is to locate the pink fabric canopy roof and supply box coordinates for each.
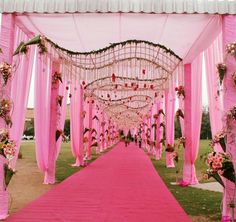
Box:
[16,13,221,62]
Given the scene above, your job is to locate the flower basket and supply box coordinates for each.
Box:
[217,63,227,85]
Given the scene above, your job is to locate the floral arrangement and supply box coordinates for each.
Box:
[177,136,186,148]
[204,152,235,187]
[227,106,236,120]
[13,35,47,56]
[232,72,236,86]
[175,86,185,98]
[52,72,63,85]
[165,144,175,152]
[176,109,184,119]
[0,62,12,85]
[226,42,236,60]
[0,129,16,187]
[81,111,86,118]
[55,129,66,142]
[160,122,165,128]
[83,137,88,143]
[210,130,226,152]
[217,63,227,85]
[56,95,63,107]
[0,98,12,126]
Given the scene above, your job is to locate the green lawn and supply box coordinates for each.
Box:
[19,140,222,221]
[149,140,222,221]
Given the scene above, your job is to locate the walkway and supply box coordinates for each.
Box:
[7,142,191,222]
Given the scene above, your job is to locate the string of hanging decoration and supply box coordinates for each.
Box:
[14,36,182,128]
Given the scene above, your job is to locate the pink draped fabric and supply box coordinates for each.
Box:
[70,84,84,166]
[0,14,15,220]
[181,55,202,186]
[55,74,68,158]
[44,61,60,184]
[10,31,35,169]
[165,86,175,168]
[155,100,164,160]
[204,35,223,152]
[222,15,236,221]
[34,53,53,184]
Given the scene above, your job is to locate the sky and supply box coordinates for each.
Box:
[0,14,209,108]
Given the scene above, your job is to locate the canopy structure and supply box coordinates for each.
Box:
[1,1,236,221]
[1,0,236,14]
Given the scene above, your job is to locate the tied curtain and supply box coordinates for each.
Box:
[221,16,236,221]
[181,54,202,185]
[10,27,35,169]
[204,34,223,152]
[70,83,84,166]
[165,79,176,168]
[34,54,66,184]
[155,99,164,160]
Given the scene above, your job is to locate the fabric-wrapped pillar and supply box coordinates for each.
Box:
[70,84,84,166]
[204,35,223,152]
[0,14,15,220]
[222,15,236,221]
[155,101,164,160]
[165,89,175,168]
[180,56,202,186]
[45,61,60,184]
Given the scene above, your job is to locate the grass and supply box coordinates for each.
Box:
[19,140,222,221]
[149,140,222,222]
[19,141,114,182]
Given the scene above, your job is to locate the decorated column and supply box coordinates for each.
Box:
[0,14,15,220]
[45,61,61,184]
[165,88,175,168]
[180,56,202,186]
[221,15,236,221]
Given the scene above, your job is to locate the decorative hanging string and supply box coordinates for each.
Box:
[13,35,182,128]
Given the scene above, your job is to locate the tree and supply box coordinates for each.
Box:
[200,107,212,140]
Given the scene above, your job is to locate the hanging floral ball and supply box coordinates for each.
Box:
[91,100,94,104]
[142,69,146,74]
[66,86,69,90]
[125,83,128,87]
[112,73,116,82]
[82,81,86,86]
[107,94,110,98]
[115,84,118,89]
[150,85,154,90]
[69,93,72,98]
[144,83,146,88]
[155,92,158,97]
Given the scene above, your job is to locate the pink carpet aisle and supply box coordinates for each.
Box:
[6,143,191,222]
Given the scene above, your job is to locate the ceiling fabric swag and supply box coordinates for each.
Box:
[14,35,181,128]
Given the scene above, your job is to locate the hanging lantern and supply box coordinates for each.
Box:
[112,73,116,82]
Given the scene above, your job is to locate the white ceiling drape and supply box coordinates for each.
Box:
[15,13,222,63]
[1,0,236,14]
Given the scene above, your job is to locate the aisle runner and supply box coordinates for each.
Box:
[7,143,191,222]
